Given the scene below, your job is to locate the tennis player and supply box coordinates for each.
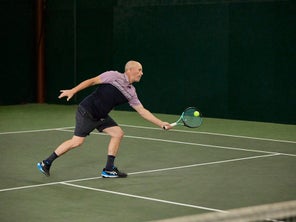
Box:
[37,60,172,178]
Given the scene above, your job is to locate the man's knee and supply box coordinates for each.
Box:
[104,126,124,139]
[71,136,85,147]
[112,127,124,139]
[116,128,124,139]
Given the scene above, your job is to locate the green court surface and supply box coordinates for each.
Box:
[0,104,295,222]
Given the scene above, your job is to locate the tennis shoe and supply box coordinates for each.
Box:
[37,161,50,176]
[101,167,127,178]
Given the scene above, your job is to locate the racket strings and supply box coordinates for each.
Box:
[182,107,202,128]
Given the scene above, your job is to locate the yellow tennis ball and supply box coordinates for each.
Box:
[194,111,200,117]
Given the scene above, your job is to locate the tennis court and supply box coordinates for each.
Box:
[0,104,295,222]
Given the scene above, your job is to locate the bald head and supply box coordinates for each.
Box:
[125,60,142,72]
[124,60,143,83]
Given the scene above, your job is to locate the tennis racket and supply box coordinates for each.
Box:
[163,107,202,129]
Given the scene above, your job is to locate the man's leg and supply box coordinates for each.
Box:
[101,126,127,178]
[38,105,98,176]
[103,126,124,156]
[54,135,85,156]
[37,136,85,176]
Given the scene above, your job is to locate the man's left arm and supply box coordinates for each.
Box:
[132,105,171,130]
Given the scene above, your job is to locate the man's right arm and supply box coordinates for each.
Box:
[58,76,101,101]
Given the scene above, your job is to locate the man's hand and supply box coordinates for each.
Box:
[162,122,173,130]
[58,89,75,101]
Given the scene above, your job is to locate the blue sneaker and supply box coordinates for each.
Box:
[37,161,50,176]
[101,167,127,178]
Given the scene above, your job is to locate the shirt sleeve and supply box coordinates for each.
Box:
[129,92,142,107]
[98,71,119,83]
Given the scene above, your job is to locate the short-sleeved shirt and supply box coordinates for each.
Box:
[79,71,142,120]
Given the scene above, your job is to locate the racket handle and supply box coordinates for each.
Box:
[162,122,177,130]
[170,122,177,127]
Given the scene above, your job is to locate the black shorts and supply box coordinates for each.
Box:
[74,105,118,137]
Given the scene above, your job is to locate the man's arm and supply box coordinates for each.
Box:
[132,105,171,130]
[58,76,101,101]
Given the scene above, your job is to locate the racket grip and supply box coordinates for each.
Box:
[170,122,177,127]
[162,122,177,130]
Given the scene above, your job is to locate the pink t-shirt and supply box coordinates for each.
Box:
[80,71,142,119]
[99,71,142,107]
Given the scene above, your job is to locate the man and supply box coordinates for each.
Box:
[37,61,172,178]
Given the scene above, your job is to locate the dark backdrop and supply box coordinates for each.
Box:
[1,0,295,124]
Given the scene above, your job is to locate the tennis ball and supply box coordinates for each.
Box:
[194,111,200,117]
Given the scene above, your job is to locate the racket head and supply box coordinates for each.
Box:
[181,107,203,128]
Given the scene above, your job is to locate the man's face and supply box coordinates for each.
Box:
[130,64,143,83]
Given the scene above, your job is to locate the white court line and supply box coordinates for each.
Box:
[0,176,103,193]
[57,128,296,157]
[0,153,279,193]
[2,126,293,157]
[60,182,227,213]
[120,124,296,144]
[0,127,74,135]
[128,153,281,175]
[0,124,295,144]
